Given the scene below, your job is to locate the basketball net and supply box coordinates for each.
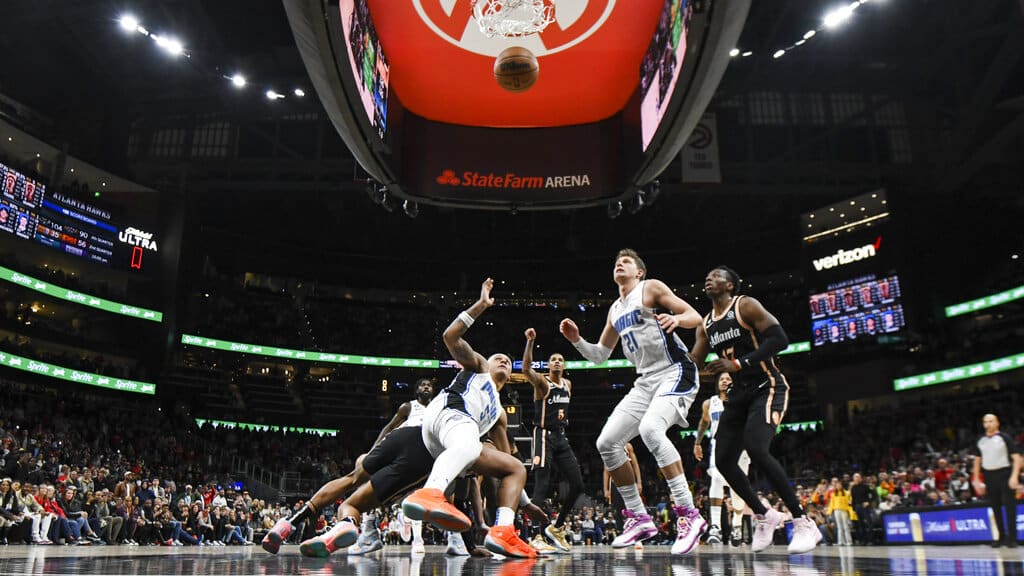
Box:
[473,0,556,38]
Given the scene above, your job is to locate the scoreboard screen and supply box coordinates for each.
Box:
[0,161,159,274]
[810,275,906,346]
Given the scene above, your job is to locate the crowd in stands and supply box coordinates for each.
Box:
[0,333,138,380]
[0,369,1020,550]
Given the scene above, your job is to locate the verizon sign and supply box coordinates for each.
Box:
[812,237,882,272]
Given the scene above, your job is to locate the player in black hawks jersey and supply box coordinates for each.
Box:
[690,266,821,554]
[520,328,585,552]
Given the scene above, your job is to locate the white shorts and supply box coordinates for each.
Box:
[615,362,700,427]
[420,398,481,458]
[709,449,751,500]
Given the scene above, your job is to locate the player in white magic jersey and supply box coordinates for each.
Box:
[694,372,750,545]
[402,278,536,558]
[367,378,435,554]
[560,249,707,555]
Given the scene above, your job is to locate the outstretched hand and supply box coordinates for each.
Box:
[479,278,495,307]
[559,319,580,343]
[525,327,536,341]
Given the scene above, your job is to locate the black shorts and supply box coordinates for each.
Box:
[532,427,569,468]
[361,426,434,503]
[722,377,789,429]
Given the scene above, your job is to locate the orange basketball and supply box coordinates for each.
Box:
[494,46,539,93]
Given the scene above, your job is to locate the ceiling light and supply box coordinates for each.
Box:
[803,30,817,40]
[119,15,139,32]
[266,90,284,100]
[729,48,740,57]
[293,88,306,97]
[164,38,183,56]
[742,51,753,57]
[231,74,247,88]
[773,49,786,59]
[824,5,854,29]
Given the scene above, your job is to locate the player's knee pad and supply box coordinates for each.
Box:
[638,415,680,468]
[596,428,628,470]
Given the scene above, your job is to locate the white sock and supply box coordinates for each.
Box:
[733,511,744,530]
[362,513,375,532]
[615,483,646,516]
[666,474,694,508]
[519,490,531,507]
[495,507,515,526]
[710,505,722,528]
[411,519,423,544]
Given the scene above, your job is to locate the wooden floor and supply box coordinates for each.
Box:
[0,543,1019,575]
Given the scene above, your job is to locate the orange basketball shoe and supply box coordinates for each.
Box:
[401,488,472,532]
[484,525,538,558]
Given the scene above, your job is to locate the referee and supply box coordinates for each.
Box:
[971,413,1021,548]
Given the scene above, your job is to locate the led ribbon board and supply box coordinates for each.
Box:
[894,352,1024,391]
[0,350,156,395]
[180,334,438,368]
[183,333,809,370]
[0,265,162,322]
[194,418,338,436]
[945,285,1024,318]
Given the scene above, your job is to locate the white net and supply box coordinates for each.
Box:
[473,0,556,38]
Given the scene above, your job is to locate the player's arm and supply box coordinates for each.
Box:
[443,278,495,373]
[521,328,548,400]
[707,296,789,374]
[603,467,612,503]
[646,279,703,331]
[560,310,619,364]
[971,452,985,495]
[690,321,711,372]
[487,409,512,455]
[1008,436,1022,490]
[693,399,711,461]
[371,402,410,447]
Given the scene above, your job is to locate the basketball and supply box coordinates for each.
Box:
[494,46,539,93]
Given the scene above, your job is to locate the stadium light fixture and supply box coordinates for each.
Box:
[742,51,753,57]
[152,34,184,56]
[824,4,855,29]
[803,30,817,40]
[293,88,306,97]
[773,49,786,59]
[119,15,139,32]
[231,74,247,88]
[265,90,284,100]
[729,48,740,57]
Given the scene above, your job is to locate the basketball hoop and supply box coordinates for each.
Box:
[473,0,556,38]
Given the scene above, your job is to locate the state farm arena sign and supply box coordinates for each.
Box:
[401,113,626,203]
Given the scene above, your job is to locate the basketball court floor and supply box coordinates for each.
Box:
[0,544,1019,576]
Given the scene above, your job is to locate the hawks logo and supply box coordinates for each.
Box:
[412,0,616,56]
